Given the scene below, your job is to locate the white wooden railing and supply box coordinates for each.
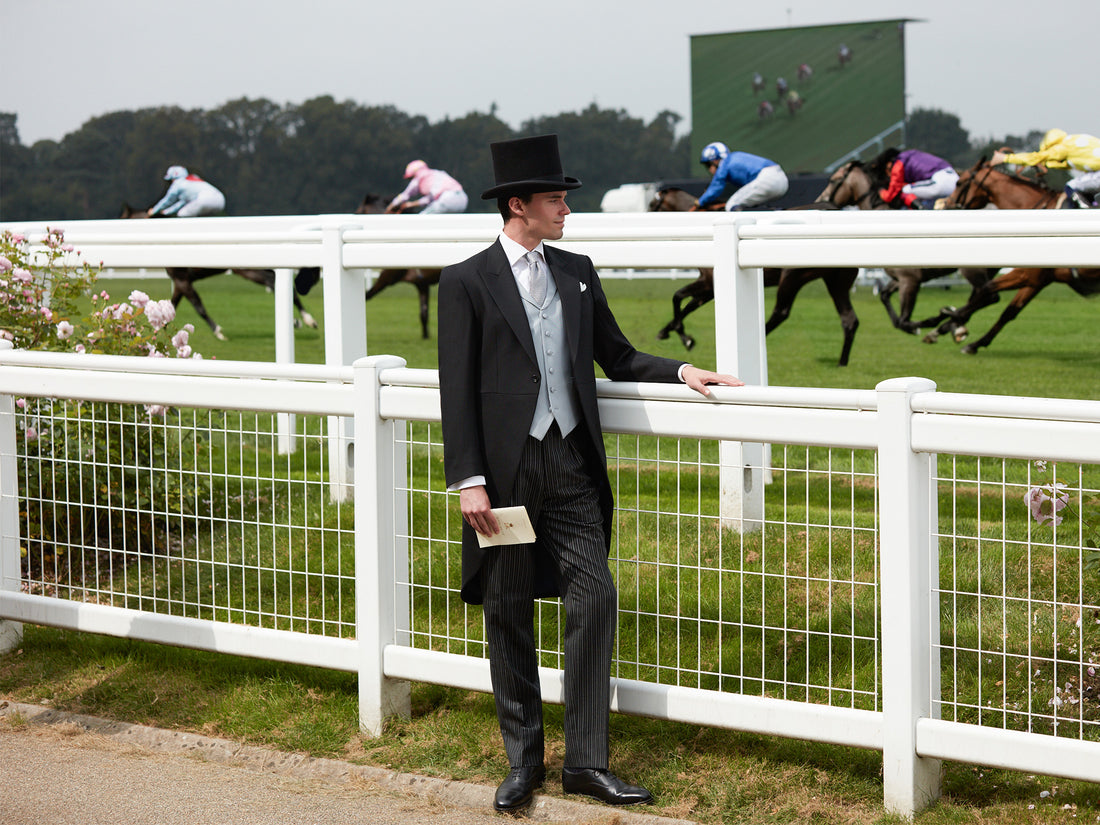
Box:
[2,209,1100,818]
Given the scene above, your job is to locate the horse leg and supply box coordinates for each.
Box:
[822,268,860,367]
[292,291,319,329]
[920,267,999,343]
[168,268,226,340]
[658,271,713,350]
[959,283,1044,355]
[880,268,922,334]
[365,269,406,301]
[948,268,1049,354]
[672,295,713,350]
[763,267,809,335]
[657,286,689,341]
[417,283,431,339]
[941,280,1003,331]
[294,267,321,295]
[877,275,906,329]
[234,267,317,329]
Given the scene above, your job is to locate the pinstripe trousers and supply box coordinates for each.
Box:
[481,422,616,770]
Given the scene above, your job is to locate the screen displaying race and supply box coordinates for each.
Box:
[690,19,908,173]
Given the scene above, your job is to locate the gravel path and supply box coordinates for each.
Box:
[0,701,699,825]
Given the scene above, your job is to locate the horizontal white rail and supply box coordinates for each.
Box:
[917,718,1100,785]
[9,209,1098,274]
[383,647,884,751]
[0,350,353,381]
[1,592,357,672]
[737,236,1100,268]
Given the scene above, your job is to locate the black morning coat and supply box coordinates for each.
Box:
[437,239,687,604]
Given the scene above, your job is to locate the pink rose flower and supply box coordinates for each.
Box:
[144,299,176,330]
[1025,484,1069,527]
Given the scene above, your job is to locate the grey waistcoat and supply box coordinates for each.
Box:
[520,265,581,439]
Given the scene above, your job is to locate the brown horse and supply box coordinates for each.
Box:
[293,193,443,339]
[937,159,1097,354]
[649,188,860,367]
[941,266,1100,354]
[815,161,996,340]
[119,203,318,340]
[942,159,1063,210]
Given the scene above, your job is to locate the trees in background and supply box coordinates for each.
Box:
[905,108,973,166]
[0,98,1056,221]
[0,99,691,220]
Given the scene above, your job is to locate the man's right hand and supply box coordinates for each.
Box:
[460,485,500,537]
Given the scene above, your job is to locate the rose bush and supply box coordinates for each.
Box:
[2,228,215,583]
[1025,460,1100,572]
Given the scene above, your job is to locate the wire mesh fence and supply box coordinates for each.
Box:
[16,399,356,637]
[933,455,1100,740]
[398,424,883,712]
[11,393,1100,747]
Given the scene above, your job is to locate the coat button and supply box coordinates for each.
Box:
[531,374,540,383]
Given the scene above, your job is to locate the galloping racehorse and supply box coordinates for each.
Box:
[942,159,1063,210]
[118,204,318,340]
[815,161,995,341]
[938,159,1098,354]
[648,188,860,367]
[292,193,443,340]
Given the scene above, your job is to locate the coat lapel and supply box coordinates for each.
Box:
[545,246,582,364]
[483,241,538,365]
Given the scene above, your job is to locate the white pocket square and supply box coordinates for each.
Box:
[579,282,588,292]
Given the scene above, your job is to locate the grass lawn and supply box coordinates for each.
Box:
[117,269,1100,401]
[5,268,1100,824]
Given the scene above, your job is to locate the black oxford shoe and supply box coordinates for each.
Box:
[561,768,653,806]
[494,765,546,812]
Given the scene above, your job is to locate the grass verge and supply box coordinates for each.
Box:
[6,272,1100,823]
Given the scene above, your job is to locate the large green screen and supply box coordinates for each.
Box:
[691,19,908,173]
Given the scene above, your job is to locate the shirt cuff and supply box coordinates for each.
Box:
[677,364,691,382]
[447,475,486,492]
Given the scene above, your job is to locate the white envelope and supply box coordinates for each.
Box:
[476,506,537,547]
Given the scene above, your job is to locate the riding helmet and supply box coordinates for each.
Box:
[404,159,428,178]
[164,165,188,181]
[700,142,730,165]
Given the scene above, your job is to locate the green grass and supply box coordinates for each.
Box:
[7,269,1100,824]
[111,269,1100,402]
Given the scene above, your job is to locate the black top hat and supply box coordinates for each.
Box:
[481,134,583,200]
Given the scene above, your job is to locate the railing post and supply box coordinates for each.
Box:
[321,225,367,502]
[877,376,940,818]
[0,341,23,654]
[354,354,411,736]
[713,216,765,532]
[274,267,297,455]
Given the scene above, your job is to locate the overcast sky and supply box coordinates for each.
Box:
[4,0,1098,149]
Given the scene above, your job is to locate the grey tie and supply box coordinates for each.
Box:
[525,251,547,305]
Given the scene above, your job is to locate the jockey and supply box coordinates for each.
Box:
[693,142,790,211]
[992,129,1100,208]
[148,166,226,217]
[874,148,958,209]
[386,160,468,214]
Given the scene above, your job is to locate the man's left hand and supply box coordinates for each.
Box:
[682,366,744,397]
